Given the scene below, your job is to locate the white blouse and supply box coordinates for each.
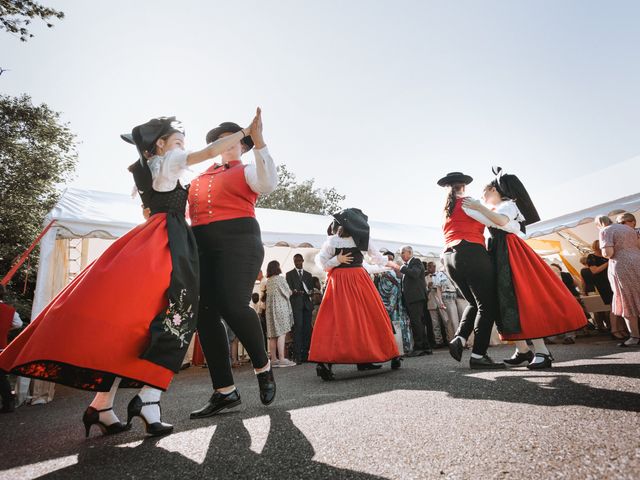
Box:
[147,148,190,192]
[244,147,278,195]
[463,200,524,236]
[315,235,388,272]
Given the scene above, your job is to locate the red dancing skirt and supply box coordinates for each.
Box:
[500,234,587,341]
[0,214,176,391]
[308,267,399,364]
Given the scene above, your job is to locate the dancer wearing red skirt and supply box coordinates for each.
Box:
[0,114,257,436]
[462,167,587,369]
[309,208,400,381]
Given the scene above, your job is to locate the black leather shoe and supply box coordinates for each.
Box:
[405,350,422,358]
[356,363,383,371]
[126,396,173,437]
[316,363,334,381]
[391,357,402,370]
[526,353,553,370]
[449,338,464,362]
[503,350,534,366]
[469,355,506,369]
[190,390,242,419]
[257,369,276,405]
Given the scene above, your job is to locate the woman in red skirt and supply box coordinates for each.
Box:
[0,114,257,436]
[462,168,587,369]
[308,208,400,381]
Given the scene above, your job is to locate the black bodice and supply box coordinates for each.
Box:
[148,184,189,215]
[334,247,364,268]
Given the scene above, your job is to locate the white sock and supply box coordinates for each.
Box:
[254,360,271,375]
[217,385,237,395]
[453,336,467,347]
[529,354,546,365]
[470,353,484,359]
[138,386,170,426]
[531,338,549,355]
[514,341,530,354]
[90,378,121,426]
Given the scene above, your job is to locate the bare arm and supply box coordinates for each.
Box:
[186,129,248,166]
[602,246,614,259]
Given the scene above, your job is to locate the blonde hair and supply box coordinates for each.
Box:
[595,215,612,228]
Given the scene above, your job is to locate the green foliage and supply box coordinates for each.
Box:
[0,94,78,319]
[256,164,345,215]
[0,0,64,42]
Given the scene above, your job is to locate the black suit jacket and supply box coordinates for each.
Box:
[400,257,427,304]
[286,268,314,311]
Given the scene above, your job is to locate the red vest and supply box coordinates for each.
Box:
[0,303,16,349]
[443,198,486,249]
[188,161,258,226]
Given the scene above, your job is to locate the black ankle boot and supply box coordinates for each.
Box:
[316,363,334,381]
[256,368,276,405]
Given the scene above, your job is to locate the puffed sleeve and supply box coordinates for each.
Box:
[152,149,190,192]
[316,237,341,271]
[367,240,388,267]
[244,146,278,194]
[600,226,614,248]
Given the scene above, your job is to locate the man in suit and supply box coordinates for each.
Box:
[286,254,315,362]
[390,246,432,356]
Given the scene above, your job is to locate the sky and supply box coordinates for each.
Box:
[1,0,639,227]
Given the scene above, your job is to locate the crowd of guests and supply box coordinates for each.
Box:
[238,210,640,367]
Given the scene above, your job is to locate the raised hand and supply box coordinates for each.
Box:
[249,107,265,149]
[462,197,483,211]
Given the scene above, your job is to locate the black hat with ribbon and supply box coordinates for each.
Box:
[437,172,473,187]
[206,122,254,151]
[121,116,185,163]
[490,166,540,225]
[332,208,370,251]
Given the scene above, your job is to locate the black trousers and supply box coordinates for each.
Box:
[406,300,429,351]
[0,371,12,406]
[291,300,312,360]
[193,218,269,389]
[443,240,498,356]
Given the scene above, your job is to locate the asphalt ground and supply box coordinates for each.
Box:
[0,336,638,480]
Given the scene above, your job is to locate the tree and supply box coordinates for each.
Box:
[0,94,78,318]
[256,164,345,215]
[0,0,64,42]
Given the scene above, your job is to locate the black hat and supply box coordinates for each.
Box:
[437,172,473,187]
[206,122,254,151]
[490,166,540,225]
[122,116,184,161]
[332,208,370,251]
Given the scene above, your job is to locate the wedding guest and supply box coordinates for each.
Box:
[426,261,446,346]
[265,261,296,367]
[0,285,22,413]
[596,216,640,347]
[286,254,314,363]
[433,263,460,344]
[376,252,413,354]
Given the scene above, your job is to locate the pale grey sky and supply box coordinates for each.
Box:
[2,0,639,226]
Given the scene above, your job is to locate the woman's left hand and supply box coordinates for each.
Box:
[250,107,266,149]
[462,197,482,211]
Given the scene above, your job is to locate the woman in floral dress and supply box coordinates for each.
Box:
[596,216,640,347]
[376,252,412,354]
[264,261,296,367]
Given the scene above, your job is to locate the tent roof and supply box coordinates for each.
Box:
[48,187,444,256]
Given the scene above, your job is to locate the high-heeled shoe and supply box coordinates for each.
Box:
[316,363,334,381]
[126,395,174,437]
[82,407,131,438]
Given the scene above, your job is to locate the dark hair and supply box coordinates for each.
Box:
[312,276,321,289]
[444,183,466,218]
[266,260,282,278]
[0,284,5,300]
[326,220,350,238]
[550,263,562,271]
[384,251,394,259]
[251,292,260,302]
[293,253,303,260]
